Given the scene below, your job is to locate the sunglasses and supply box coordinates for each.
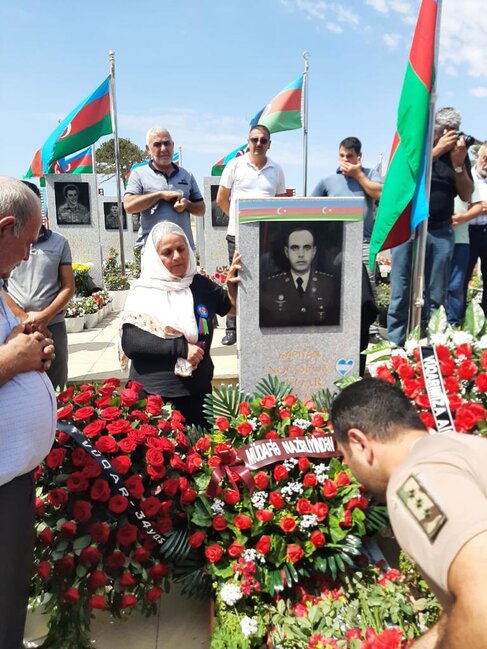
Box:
[152,140,173,148]
[249,137,269,145]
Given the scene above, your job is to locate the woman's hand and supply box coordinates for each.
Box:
[226,251,242,309]
[187,343,205,368]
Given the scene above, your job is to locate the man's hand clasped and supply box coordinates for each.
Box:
[226,252,242,307]
[6,324,55,373]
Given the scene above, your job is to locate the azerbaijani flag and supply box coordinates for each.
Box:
[51,147,93,174]
[369,0,440,269]
[25,77,112,178]
[250,74,303,134]
[211,73,304,176]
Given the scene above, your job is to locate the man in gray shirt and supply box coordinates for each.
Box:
[124,127,205,248]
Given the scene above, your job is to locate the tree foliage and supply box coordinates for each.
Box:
[95,138,147,184]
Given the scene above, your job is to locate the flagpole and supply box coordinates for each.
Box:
[178,145,183,167]
[408,1,443,338]
[302,51,310,195]
[108,50,126,273]
[91,143,105,276]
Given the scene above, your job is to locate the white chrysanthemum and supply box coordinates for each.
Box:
[299,514,318,530]
[248,417,259,431]
[451,331,474,346]
[242,548,258,562]
[281,481,304,501]
[251,491,267,510]
[211,498,225,515]
[240,616,258,637]
[429,333,448,346]
[283,458,298,470]
[292,418,312,430]
[391,348,407,359]
[314,463,329,484]
[404,339,419,355]
[220,583,242,606]
[478,335,487,350]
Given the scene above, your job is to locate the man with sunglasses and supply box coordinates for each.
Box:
[124,127,205,249]
[217,124,286,345]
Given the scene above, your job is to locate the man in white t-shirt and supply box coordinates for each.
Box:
[217,124,286,345]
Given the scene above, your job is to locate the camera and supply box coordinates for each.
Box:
[458,132,481,148]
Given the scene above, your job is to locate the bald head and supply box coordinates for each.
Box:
[146,126,172,146]
[146,127,175,172]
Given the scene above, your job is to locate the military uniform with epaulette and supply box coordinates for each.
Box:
[260,269,339,327]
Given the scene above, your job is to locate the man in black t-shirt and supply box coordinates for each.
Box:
[387,107,473,346]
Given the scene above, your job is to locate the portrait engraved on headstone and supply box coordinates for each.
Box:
[55,181,91,225]
[103,202,127,230]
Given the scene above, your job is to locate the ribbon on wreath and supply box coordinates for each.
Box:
[206,444,255,498]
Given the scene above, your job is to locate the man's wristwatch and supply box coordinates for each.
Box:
[454,165,465,174]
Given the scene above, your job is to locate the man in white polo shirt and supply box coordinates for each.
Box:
[0,177,56,649]
[217,124,286,345]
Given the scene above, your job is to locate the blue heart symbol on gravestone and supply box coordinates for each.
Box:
[336,358,354,377]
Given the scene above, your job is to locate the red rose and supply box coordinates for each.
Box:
[256,535,271,555]
[313,502,329,521]
[120,388,139,407]
[149,563,169,581]
[82,458,102,479]
[280,516,297,533]
[117,523,138,546]
[420,411,435,430]
[71,447,89,467]
[95,435,118,454]
[298,457,310,473]
[237,422,253,437]
[376,366,395,384]
[89,595,107,610]
[119,571,137,587]
[439,359,455,377]
[261,395,277,409]
[239,402,251,416]
[111,455,132,475]
[90,522,110,544]
[265,429,279,439]
[283,394,297,407]
[35,497,45,517]
[228,541,245,558]
[146,586,163,602]
[256,509,274,523]
[74,390,94,405]
[397,363,415,380]
[46,448,66,470]
[90,478,111,502]
[80,546,102,565]
[48,487,68,508]
[146,394,163,415]
[269,492,285,509]
[141,496,161,517]
[100,406,122,420]
[311,413,325,427]
[415,393,430,409]
[303,473,318,488]
[102,377,121,387]
[259,412,272,425]
[476,373,487,393]
[234,513,252,530]
[56,556,75,575]
[66,472,89,494]
[128,409,149,423]
[148,465,166,481]
[109,494,129,514]
[60,521,77,538]
[223,489,240,505]
[279,408,291,420]
[341,510,353,527]
[310,531,326,547]
[36,560,52,580]
[132,547,150,564]
[56,431,70,445]
[457,360,478,380]
[120,594,138,609]
[57,386,75,403]
[63,587,80,603]
[254,472,269,490]
[286,544,304,563]
[273,464,289,482]
[212,515,228,532]
[162,478,179,497]
[296,498,312,515]
[335,471,351,487]
[106,550,126,569]
[205,544,223,563]
[322,480,338,498]
[83,419,106,438]
[195,435,211,452]
[107,419,132,436]
[288,425,303,438]
[187,453,203,473]
[125,475,144,499]
[146,448,164,467]
[188,530,205,549]
[455,343,473,359]
[73,500,92,522]
[215,416,230,432]
[73,406,95,421]
[88,569,109,589]
[95,396,112,409]
[57,404,74,420]
[118,436,137,453]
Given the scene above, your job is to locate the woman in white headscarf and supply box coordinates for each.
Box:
[120,221,241,427]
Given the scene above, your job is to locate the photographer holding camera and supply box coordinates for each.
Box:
[387,107,474,346]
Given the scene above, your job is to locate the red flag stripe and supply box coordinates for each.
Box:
[409,0,437,89]
[59,94,110,139]
[262,88,301,117]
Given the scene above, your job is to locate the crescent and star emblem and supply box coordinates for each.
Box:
[59,122,73,139]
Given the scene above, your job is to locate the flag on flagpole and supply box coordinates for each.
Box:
[51,147,93,174]
[369,0,439,269]
[25,77,112,178]
[250,74,304,133]
[211,73,304,176]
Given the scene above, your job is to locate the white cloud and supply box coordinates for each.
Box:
[279,0,361,28]
[365,0,388,14]
[470,87,487,98]
[383,32,401,50]
[440,1,487,78]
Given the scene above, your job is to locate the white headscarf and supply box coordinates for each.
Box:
[120,222,199,372]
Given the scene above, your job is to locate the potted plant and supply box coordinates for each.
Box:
[64,298,85,333]
[81,295,100,329]
[103,248,130,311]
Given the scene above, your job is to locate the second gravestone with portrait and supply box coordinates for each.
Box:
[238,197,364,399]
[199,176,230,273]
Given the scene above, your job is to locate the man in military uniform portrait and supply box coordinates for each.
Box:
[56,183,90,225]
[260,225,340,327]
[331,378,487,648]
[104,202,127,230]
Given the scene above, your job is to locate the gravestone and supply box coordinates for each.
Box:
[238,197,364,399]
[199,176,230,274]
[45,174,137,285]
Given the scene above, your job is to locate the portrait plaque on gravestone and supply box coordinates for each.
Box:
[54,181,91,225]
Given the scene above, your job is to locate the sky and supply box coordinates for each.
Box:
[1,0,486,196]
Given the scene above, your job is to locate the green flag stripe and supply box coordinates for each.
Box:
[51,116,112,161]
[260,110,302,134]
